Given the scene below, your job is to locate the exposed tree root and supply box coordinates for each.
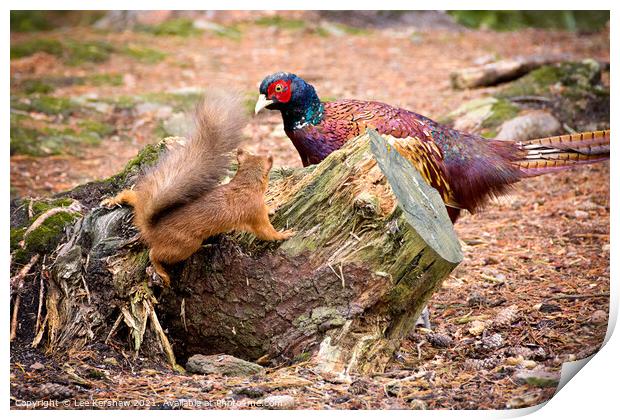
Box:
[10,254,40,342]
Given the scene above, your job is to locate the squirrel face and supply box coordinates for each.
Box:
[236,148,273,188]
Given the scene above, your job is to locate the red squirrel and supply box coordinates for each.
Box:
[101,92,294,286]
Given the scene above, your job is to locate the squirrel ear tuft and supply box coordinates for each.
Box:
[266,154,273,171]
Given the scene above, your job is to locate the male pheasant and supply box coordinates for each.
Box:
[255,72,610,222]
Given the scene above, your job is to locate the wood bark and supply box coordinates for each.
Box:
[14,130,462,378]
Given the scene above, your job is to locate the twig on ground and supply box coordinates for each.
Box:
[549,293,609,301]
[10,254,40,341]
[31,314,48,348]
[105,313,124,344]
[34,256,47,335]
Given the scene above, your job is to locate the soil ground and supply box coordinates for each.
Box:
[10,11,609,410]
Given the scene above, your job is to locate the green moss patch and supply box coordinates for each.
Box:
[11,124,60,156]
[30,197,75,217]
[11,95,79,117]
[137,18,203,37]
[11,197,80,263]
[23,211,78,254]
[87,73,124,86]
[499,66,563,98]
[10,227,27,250]
[338,24,371,35]
[255,16,306,30]
[19,79,56,94]
[500,60,603,99]
[121,44,167,63]
[11,11,55,32]
[10,125,101,156]
[11,39,64,59]
[447,10,609,32]
[12,36,169,66]
[9,95,104,158]
[28,96,76,116]
[78,120,115,137]
[10,124,44,155]
[11,11,105,33]
[111,142,167,185]
[439,96,516,137]
[106,95,138,111]
[12,73,123,94]
[64,40,115,65]
[11,38,115,65]
[10,110,115,156]
[480,99,520,132]
[291,351,312,363]
[439,97,495,126]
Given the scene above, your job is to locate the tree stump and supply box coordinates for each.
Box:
[11,129,462,379]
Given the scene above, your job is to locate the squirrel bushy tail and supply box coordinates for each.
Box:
[138,91,247,226]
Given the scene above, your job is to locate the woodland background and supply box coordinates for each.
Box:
[10,10,610,409]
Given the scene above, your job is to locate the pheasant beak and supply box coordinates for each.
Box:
[254,94,274,114]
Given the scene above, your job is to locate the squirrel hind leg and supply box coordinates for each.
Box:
[149,250,171,287]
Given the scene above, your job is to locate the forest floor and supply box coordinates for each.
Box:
[10,12,610,410]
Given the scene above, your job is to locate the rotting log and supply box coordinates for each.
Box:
[11,129,462,378]
[450,55,571,89]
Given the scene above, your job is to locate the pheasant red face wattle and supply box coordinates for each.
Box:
[267,79,292,103]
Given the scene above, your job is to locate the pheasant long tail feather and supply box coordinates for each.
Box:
[513,130,610,177]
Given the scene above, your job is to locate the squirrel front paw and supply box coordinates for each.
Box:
[277,229,296,240]
[99,198,114,208]
[100,197,121,209]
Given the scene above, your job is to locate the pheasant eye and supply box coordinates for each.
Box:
[275,84,283,92]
